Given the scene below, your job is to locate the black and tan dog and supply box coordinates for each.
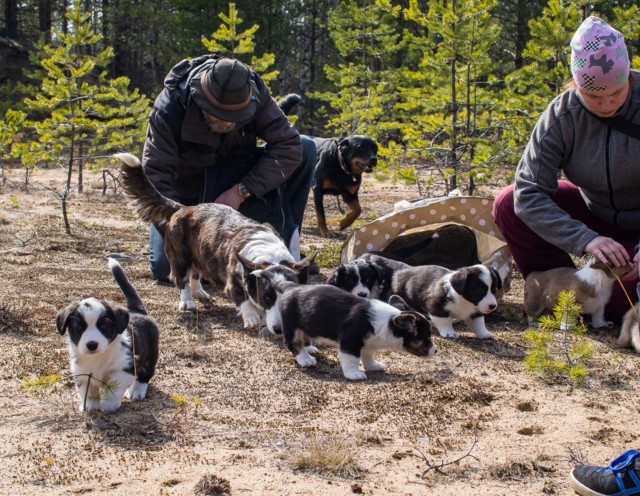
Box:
[312,136,378,237]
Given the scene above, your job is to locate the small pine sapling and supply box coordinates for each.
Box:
[523,290,594,382]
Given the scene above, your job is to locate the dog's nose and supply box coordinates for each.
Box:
[86,341,98,352]
[489,304,497,311]
[370,157,377,165]
[357,291,369,298]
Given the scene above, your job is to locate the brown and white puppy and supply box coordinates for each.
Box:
[524,259,632,328]
[114,153,315,327]
[619,301,640,352]
[389,264,503,339]
[312,136,378,237]
[56,258,159,412]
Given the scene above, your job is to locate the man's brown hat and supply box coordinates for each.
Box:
[190,58,258,122]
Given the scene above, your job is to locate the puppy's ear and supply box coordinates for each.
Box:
[450,267,471,296]
[327,265,344,287]
[388,294,409,311]
[110,303,130,334]
[488,266,503,291]
[56,303,78,335]
[236,252,266,273]
[392,313,417,335]
[292,251,318,284]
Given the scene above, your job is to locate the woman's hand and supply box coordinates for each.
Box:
[585,236,631,267]
[621,251,639,281]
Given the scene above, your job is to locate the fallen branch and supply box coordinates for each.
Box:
[409,436,480,477]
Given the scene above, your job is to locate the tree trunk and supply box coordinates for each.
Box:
[38,0,52,42]
[4,0,18,38]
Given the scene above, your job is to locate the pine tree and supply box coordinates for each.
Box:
[20,0,150,235]
[201,2,278,87]
[399,0,502,194]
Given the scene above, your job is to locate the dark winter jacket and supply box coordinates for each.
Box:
[514,71,640,255]
[142,54,302,202]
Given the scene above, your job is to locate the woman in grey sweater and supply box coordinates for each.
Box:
[493,16,640,323]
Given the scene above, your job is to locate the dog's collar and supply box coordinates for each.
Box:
[336,140,353,176]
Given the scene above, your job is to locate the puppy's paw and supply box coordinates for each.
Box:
[80,398,101,412]
[590,319,609,329]
[438,328,460,339]
[363,360,385,372]
[101,397,123,412]
[125,381,148,401]
[344,369,367,381]
[305,345,319,354]
[295,351,317,368]
[179,299,196,311]
[475,330,495,340]
[240,303,262,328]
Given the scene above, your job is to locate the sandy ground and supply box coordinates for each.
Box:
[1,165,639,496]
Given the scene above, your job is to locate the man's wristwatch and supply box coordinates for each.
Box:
[237,182,252,199]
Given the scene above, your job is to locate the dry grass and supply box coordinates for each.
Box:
[292,434,361,477]
[1,167,640,495]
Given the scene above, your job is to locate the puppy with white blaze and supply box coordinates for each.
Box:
[251,270,437,381]
[56,259,159,412]
[390,264,503,339]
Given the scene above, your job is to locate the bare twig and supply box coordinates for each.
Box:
[408,436,480,477]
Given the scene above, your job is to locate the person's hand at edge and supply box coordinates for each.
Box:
[214,185,244,210]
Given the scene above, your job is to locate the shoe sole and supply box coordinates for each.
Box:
[569,471,608,496]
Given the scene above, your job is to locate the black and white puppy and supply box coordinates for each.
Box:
[390,264,502,339]
[252,271,436,380]
[328,252,410,299]
[327,259,383,298]
[56,259,159,412]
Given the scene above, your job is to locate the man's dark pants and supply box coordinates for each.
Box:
[149,135,316,281]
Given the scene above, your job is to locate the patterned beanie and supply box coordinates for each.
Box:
[570,16,630,91]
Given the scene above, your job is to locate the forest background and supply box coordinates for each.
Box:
[1,0,640,200]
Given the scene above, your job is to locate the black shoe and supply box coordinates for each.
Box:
[570,450,640,496]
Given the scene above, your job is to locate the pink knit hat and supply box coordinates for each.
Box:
[570,16,630,91]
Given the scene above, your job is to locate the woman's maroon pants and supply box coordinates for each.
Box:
[493,181,639,323]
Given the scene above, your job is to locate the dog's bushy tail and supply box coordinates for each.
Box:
[114,153,182,227]
[277,93,302,116]
[108,258,147,315]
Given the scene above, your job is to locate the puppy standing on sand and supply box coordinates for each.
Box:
[114,153,315,327]
[389,263,503,340]
[56,259,159,412]
[524,259,632,328]
[251,270,436,381]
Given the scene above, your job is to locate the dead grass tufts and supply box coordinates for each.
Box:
[194,474,231,495]
[489,459,554,481]
[293,434,361,478]
[0,301,33,333]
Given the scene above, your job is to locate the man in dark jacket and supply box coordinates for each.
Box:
[142,55,316,281]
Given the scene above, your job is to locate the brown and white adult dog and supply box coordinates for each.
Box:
[114,153,315,328]
[524,259,632,328]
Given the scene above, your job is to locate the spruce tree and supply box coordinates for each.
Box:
[201,2,278,86]
[20,0,150,234]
